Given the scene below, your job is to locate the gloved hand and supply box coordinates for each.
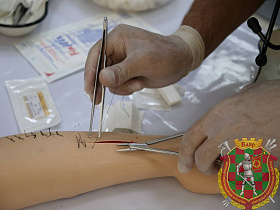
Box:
[178,80,280,175]
[84,24,204,103]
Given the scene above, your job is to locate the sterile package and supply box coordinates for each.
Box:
[100,101,144,134]
[14,12,161,83]
[5,77,61,133]
[130,84,185,111]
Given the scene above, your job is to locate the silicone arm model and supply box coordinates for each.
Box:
[0,132,219,210]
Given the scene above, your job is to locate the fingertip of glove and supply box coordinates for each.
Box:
[178,160,191,174]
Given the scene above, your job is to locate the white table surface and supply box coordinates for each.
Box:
[0,0,279,209]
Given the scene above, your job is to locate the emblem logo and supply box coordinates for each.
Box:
[218,138,279,209]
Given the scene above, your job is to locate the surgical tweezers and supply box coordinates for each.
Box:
[117,132,184,156]
[89,17,108,138]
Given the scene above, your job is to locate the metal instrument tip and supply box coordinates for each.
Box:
[103,17,108,30]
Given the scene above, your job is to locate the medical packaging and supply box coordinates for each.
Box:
[106,101,143,134]
[130,84,184,111]
[5,77,60,133]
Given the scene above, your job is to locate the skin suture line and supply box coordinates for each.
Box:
[79,133,87,147]
[40,131,49,137]
[31,132,36,138]
[76,133,86,148]
[48,128,56,137]
[76,135,80,148]
[56,131,63,137]
[24,130,36,138]
[14,135,24,140]
[4,131,133,148]
[6,136,15,142]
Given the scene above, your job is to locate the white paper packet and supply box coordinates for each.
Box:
[5,77,61,133]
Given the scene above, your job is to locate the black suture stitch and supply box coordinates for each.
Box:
[24,130,37,138]
[75,135,80,148]
[40,131,49,137]
[30,132,36,138]
[6,136,15,142]
[56,131,63,137]
[14,135,24,140]
[48,128,56,137]
[75,133,86,148]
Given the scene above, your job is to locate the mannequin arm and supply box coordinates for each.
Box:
[0,131,219,209]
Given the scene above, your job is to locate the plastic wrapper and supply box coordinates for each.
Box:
[129,84,185,111]
[101,101,144,134]
[5,76,60,133]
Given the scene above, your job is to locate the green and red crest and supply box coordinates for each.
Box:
[218,138,279,209]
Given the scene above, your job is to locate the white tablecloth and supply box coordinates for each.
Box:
[0,0,279,209]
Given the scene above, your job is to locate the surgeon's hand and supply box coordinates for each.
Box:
[178,80,280,175]
[84,24,195,103]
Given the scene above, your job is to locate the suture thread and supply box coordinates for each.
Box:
[14,135,24,140]
[102,88,117,132]
[6,136,15,142]
[24,130,36,138]
[56,131,63,137]
[121,96,130,117]
[40,131,49,137]
[76,133,86,148]
[48,128,56,137]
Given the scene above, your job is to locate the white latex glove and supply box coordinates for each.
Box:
[84,24,204,103]
[178,80,280,175]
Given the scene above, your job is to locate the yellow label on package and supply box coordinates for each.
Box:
[24,92,50,119]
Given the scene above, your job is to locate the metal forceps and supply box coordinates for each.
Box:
[117,133,184,156]
[89,17,108,138]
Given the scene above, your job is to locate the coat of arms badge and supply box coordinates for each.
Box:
[218,138,279,209]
